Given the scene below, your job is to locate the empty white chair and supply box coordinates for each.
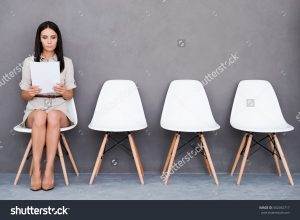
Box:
[160,80,219,185]
[230,80,294,185]
[14,98,79,186]
[89,80,147,185]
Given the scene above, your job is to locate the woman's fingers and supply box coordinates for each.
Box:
[28,86,41,97]
[53,83,65,94]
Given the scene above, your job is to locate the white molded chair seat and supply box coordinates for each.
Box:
[14,124,76,133]
[230,80,294,133]
[14,98,79,186]
[160,80,220,132]
[14,98,78,133]
[88,80,147,132]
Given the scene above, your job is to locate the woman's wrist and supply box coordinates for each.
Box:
[21,90,34,101]
[62,90,73,100]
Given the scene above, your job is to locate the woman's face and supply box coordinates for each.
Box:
[40,27,57,53]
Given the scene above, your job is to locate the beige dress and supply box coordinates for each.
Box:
[19,55,76,127]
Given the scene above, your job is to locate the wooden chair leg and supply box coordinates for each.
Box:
[237,133,253,185]
[95,160,101,176]
[162,133,177,175]
[268,134,282,176]
[58,142,69,186]
[128,133,144,185]
[198,133,219,185]
[130,134,144,176]
[95,133,110,176]
[14,138,32,185]
[164,133,180,185]
[273,134,294,186]
[197,137,212,176]
[61,133,79,176]
[230,133,247,176]
[203,154,212,176]
[89,133,109,184]
[29,159,33,176]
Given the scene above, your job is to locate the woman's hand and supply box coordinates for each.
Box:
[54,83,73,100]
[21,86,41,101]
[27,86,41,97]
[53,83,66,95]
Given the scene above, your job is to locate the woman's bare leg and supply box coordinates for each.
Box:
[26,110,47,189]
[43,110,69,188]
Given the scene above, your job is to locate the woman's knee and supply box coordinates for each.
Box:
[47,110,61,127]
[32,110,47,127]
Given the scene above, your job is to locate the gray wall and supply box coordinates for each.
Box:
[0,0,299,174]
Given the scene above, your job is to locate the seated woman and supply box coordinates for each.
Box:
[19,21,76,191]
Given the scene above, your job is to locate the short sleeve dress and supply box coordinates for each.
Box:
[19,54,76,127]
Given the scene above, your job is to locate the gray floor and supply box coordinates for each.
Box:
[0,173,299,200]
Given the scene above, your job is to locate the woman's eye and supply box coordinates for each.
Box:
[51,36,57,39]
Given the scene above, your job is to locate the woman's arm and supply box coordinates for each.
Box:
[54,58,76,100]
[62,89,73,100]
[21,86,41,101]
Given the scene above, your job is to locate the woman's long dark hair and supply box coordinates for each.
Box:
[34,21,65,72]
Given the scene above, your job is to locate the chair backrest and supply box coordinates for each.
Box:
[230,80,291,131]
[89,80,147,132]
[65,98,78,126]
[160,80,219,132]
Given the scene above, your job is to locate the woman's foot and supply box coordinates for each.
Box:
[30,168,42,191]
[42,167,55,191]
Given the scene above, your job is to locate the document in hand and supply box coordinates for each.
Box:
[30,61,60,94]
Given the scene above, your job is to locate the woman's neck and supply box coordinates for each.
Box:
[41,51,55,60]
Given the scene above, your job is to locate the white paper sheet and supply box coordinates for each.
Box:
[30,62,60,94]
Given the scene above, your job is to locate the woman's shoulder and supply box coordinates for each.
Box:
[23,56,73,66]
[63,56,73,64]
[23,55,34,64]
